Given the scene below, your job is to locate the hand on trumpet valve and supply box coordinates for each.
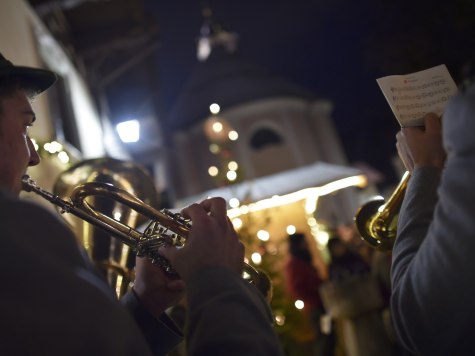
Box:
[159,197,245,282]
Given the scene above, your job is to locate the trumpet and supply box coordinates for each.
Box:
[354,171,410,250]
[21,175,263,289]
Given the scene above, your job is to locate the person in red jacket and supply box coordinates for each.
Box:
[284,232,334,356]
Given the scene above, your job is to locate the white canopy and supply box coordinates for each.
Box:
[177,161,364,207]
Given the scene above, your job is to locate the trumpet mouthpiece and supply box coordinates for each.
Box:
[21,175,33,192]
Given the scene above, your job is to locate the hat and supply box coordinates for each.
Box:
[0,53,57,94]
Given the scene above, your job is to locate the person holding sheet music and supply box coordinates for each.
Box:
[391,82,475,354]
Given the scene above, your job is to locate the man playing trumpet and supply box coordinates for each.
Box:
[0,53,283,355]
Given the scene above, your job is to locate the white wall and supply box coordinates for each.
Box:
[0,0,131,159]
[0,0,55,142]
[0,0,130,205]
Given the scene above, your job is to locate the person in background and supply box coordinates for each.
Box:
[284,232,334,356]
[327,235,370,281]
[0,53,284,356]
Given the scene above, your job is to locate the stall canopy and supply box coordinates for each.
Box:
[177,161,366,208]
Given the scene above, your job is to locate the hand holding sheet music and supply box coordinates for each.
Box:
[376,65,458,127]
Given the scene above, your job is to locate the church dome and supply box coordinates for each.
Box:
[164,44,317,132]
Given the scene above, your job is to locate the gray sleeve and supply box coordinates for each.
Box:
[184,267,284,356]
[390,85,475,354]
[0,197,155,356]
[121,290,183,356]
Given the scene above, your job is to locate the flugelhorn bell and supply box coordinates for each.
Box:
[355,171,410,251]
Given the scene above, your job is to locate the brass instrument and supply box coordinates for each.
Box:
[354,171,410,250]
[21,172,263,291]
[53,158,161,297]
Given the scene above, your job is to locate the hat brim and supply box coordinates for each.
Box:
[1,66,57,95]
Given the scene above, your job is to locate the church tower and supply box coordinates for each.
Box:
[164,7,360,227]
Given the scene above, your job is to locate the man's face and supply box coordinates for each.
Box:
[0,90,40,195]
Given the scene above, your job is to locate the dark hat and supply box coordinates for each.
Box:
[0,53,57,94]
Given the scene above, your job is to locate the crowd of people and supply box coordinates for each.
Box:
[284,229,398,356]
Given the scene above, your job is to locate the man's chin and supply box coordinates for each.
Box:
[13,180,24,196]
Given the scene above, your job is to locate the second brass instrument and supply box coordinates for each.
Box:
[355,171,410,251]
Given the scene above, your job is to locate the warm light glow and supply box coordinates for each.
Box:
[57,151,70,164]
[227,175,368,219]
[257,230,270,241]
[208,166,219,177]
[251,252,262,265]
[226,170,237,181]
[116,120,140,143]
[228,161,238,171]
[239,205,249,214]
[212,121,223,133]
[232,218,243,229]
[114,212,122,220]
[120,244,129,267]
[209,143,220,154]
[316,230,330,246]
[275,313,286,326]
[307,217,317,226]
[229,197,240,208]
[198,38,211,61]
[209,103,220,114]
[286,225,296,235]
[115,275,124,298]
[305,195,319,214]
[44,140,63,153]
[228,130,239,141]
[294,300,305,310]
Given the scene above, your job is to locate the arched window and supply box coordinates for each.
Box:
[247,125,293,177]
[249,127,283,150]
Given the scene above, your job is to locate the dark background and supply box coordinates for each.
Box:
[29,0,475,187]
[138,0,475,185]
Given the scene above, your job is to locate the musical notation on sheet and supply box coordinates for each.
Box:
[377,64,458,127]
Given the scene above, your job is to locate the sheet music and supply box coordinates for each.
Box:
[376,64,458,127]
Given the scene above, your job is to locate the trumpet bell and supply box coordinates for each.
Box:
[355,197,395,251]
[354,171,410,251]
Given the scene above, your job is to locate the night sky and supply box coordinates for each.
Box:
[137,0,475,187]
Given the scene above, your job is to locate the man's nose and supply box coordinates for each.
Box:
[28,137,41,166]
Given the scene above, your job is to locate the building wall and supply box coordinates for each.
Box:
[171,97,346,196]
[0,0,55,143]
[0,0,128,204]
[169,95,362,226]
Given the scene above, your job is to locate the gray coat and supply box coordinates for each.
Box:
[0,193,180,355]
[391,83,475,355]
[0,193,283,355]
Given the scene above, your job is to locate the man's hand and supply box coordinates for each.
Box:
[159,197,244,282]
[132,257,185,319]
[396,113,446,172]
